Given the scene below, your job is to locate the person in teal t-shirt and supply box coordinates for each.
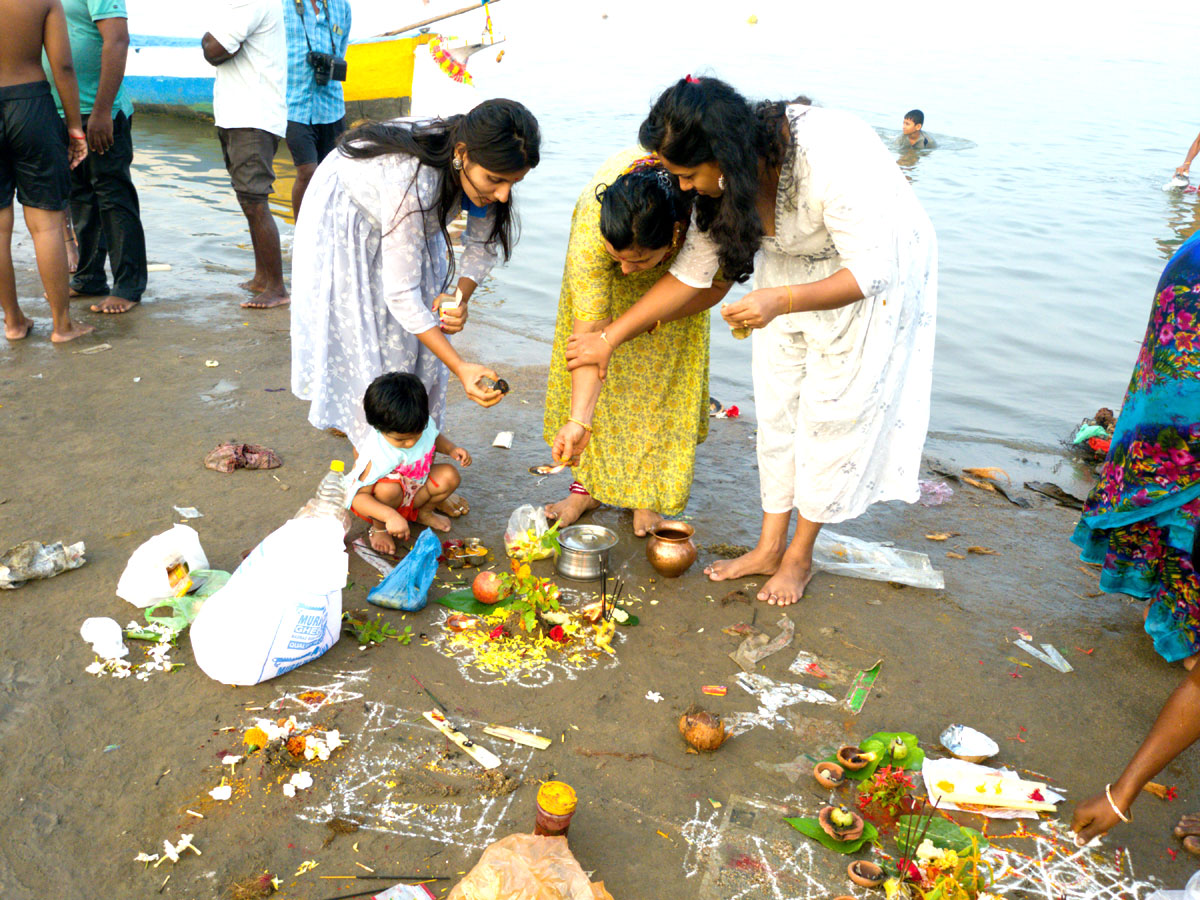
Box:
[42,0,146,315]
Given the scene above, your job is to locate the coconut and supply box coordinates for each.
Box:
[678,707,727,752]
[847,860,886,888]
[818,805,865,842]
[813,761,845,789]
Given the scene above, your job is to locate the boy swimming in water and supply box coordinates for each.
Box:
[898,109,936,150]
[348,372,471,555]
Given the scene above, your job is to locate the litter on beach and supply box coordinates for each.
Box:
[1014,639,1074,673]
[492,431,514,448]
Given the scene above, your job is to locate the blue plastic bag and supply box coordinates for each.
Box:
[368,529,441,611]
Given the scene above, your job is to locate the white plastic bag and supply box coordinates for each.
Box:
[189,517,347,686]
[812,530,944,590]
[116,525,209,608]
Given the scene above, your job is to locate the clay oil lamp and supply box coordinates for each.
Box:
[818,804,865,842]
[813,761,846,789]
[847,860,886,888]
[836,745,876,771]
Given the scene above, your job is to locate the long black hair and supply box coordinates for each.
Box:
[339,98,540,288]
[639,77,802,283]
[596,164,692,252]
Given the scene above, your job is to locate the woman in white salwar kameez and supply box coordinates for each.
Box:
[566,77,936,606]
[290,100,540,477]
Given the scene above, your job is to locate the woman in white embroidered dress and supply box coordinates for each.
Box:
[290,99,540,464]
[566,77,936,606]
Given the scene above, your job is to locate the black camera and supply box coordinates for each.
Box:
[307,50,347,86]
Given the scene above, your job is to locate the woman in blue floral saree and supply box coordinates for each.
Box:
[1073,233,1200,667]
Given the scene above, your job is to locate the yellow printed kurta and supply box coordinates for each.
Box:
[543,150,710,516]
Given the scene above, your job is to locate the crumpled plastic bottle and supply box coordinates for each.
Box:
[0,539,86,589]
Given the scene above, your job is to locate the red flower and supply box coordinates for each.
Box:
[488,625,506,641]
[548,625,568,644]
[1030,789,1045,801]
[1167,786,1179,802]
[725,405,740,418]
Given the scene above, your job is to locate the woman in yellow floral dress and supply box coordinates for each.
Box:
[543,150,731,535]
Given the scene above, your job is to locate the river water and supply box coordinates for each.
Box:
[100,0,1200,490]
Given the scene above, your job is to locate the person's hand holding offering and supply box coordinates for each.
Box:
[456,362,503,407]
[552,420,589,466]
[434,292,469,334]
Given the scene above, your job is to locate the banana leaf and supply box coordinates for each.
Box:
[785,817,879,854]
[433,588,520,616]
[895,815,988,855]
[828,731,925,782]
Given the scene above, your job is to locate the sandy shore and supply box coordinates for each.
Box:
[0,243,1196,899]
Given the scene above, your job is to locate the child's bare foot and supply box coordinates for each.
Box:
[705,543,784,582]
[368,529,397,556]
[417,509,452,532]
[633,508,664,537]
[241,287,290,309]
[4,314,32,340]
[50,320,96,343]
[90,296,137,314]
[545,492,600,528]
[437,493,469,517]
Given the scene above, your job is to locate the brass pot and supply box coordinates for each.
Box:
[646,521,697,577]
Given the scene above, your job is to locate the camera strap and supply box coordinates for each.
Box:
[293,0,338,55]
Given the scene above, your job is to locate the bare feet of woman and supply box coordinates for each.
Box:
[545,492,600,528]
[90,296,137,314]
[705,543,784,582]
[368,529,397,556]
[50,320,96,343]
[417,509,452,532]
[757,556,813,606]
[1175,814,1200,855]
[4,314,32,340]
[633,508,664,537]
[437,493,469,517]
[241,287,290,309]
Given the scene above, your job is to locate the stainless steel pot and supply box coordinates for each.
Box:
[555,525,617,580]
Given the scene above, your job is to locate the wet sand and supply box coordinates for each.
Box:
[1,192,1197,899]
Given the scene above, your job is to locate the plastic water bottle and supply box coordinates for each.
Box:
[296,460,350,531]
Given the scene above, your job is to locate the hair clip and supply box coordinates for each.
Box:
[684,74,700,84]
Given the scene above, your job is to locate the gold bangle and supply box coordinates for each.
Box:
[568,417,592,432]
[1104,784,1131,824]
[786,284,794,315]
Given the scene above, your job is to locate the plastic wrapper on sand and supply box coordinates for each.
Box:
[447,834,613,900]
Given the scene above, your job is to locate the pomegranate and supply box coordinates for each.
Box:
[472,570,506,605]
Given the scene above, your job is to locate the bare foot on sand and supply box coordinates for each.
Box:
[633,508,663,537]
[90,296,137,314]
[239,277,266,293]
[241,287,290,309]
[417,509,452,532]
[368,529,397,556]
[51,321,96,343]
[705,544,783,582]
[1175,814,1200,855]
[757,558,813,606]
[546,492,600,528]
[5,314,32,340]
[437,493,469,517]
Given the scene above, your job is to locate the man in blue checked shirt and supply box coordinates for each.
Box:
[284,0,351,215]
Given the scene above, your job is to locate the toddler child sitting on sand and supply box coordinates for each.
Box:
[348,372,471,555]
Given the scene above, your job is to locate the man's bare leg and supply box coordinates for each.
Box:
[291,162,316,218]
[757,513,821,606]
[705,510,790,582]
[0,204,31,339]
[25,206,93,342]
[237,196,288,309]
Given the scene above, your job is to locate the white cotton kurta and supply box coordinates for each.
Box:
[670,104,938,524]
[289,142,499,447]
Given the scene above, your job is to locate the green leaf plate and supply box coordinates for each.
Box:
[784,817,879,854]
[895,815,988,855]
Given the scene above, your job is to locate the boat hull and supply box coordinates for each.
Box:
[125,33,430,120]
